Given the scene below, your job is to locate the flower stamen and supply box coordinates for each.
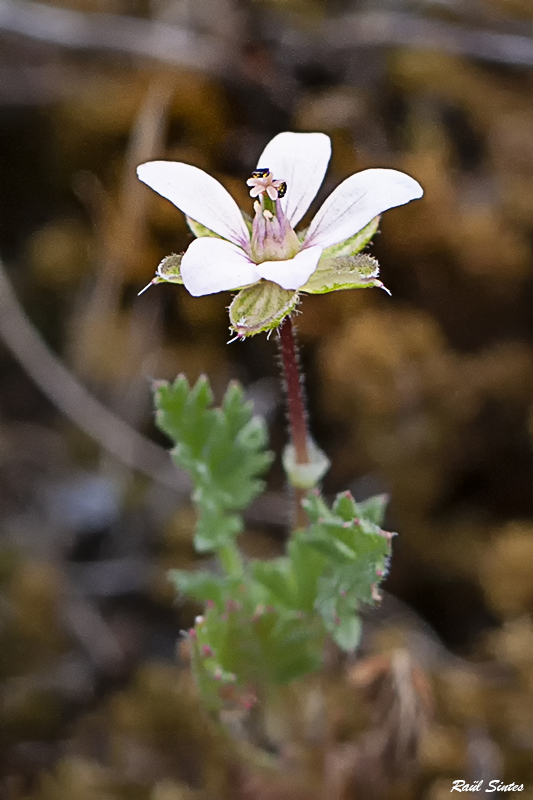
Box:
[247,168,287,201]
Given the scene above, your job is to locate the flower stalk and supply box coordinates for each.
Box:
[278,317,309,466]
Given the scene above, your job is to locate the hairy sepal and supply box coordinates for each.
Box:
[229,280,299,337]
[320,215,380,259]
[154,253,184,284]
[301,253,384,295]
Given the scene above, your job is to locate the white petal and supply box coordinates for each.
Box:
[137,161,250,248]
[303,168,423,250]
[180,237,260,297]
[256,132,331,228]
[256,245,323,291]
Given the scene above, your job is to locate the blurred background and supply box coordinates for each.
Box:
[1,0,533,797]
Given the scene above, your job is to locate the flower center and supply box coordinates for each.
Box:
[247,168,299,263]
[247,167,287,202]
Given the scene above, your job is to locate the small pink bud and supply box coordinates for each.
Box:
[340,590,347,597]
[206,599,215,610]
[188,628,197,640]
[202,645,213,657]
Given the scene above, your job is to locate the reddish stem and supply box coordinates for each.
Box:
[278,317,309,464]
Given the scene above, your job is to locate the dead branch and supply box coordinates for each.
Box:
[0,256,183,490]
[0,1,532,72]
[0,0,225,71]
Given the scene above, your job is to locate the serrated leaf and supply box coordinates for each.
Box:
[301,253,382,295]
[301,490,331,524]
[229,281,299,337]
[169,569,231,609]
[289,535,327,613]
[321,215,380,259]
[154,375,273,553]
[330,615,362,652]
[306,533,357,563]
[252,559,296,608]
[357,493,389,526]
[332,491,358,521]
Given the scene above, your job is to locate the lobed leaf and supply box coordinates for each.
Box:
[154,375,273,553]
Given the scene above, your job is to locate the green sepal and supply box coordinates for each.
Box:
[187,212,253,239]
[321,215,380,259]
[300,253,384,295]
[154,253,184,284]
[229,280,299,337]
[186,217,222,239]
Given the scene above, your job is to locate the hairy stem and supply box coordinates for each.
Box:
[278,317,309,464]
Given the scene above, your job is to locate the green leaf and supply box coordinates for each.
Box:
[332,491,358,521]
[321,215,380,259]
[252,559,296,608]
[301,489,331,524]
[357,493,389,526]
[301,253,384,295]
[169,569,233,609]
[306,533,358,563]
[154,375,273,553]
[298,489,394,651]
[229,281,299,337]
[289,534,327,613]
[330,615,362,652]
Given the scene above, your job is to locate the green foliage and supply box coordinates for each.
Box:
[155,376,273,552]
[157,375,394,708]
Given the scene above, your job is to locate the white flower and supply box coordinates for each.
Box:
[137,132,423,298]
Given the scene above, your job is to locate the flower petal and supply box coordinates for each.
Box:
[256,244,323,290]
[137,161,250,248]
[181,237,260,297]
[256,132,331,228]
[303,169,423,250]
